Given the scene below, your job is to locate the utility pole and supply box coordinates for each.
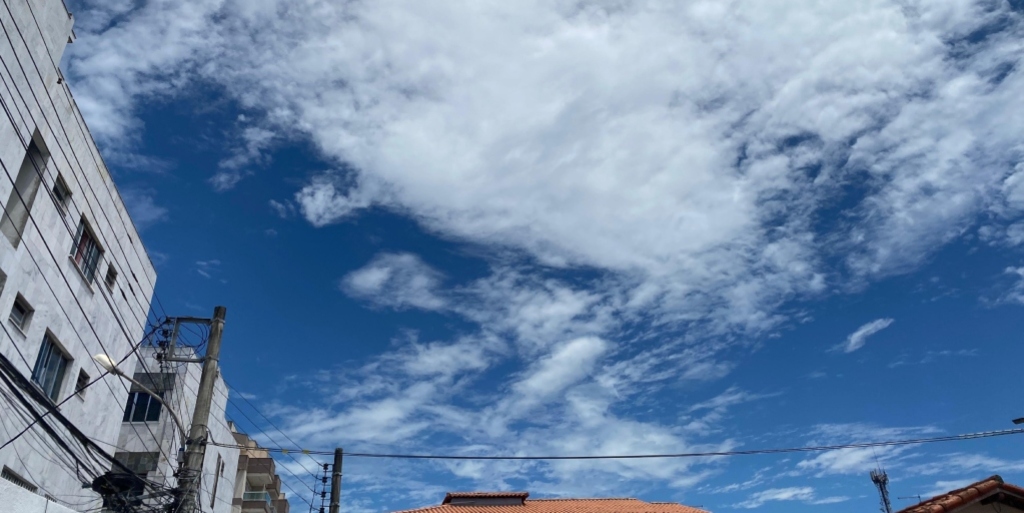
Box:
[329,448,343,513]
[174,306,226,513]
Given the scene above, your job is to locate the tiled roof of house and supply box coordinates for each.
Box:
[896,475,1024,513]
[394,492,708,513]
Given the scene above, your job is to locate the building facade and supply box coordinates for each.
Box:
[231,426,291,513]
[0,0,157,510]
[112,345,239,513]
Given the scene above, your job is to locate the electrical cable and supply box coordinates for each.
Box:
[225,380,324,475]
[0,168,182,488]
[0,10,183,478]
[204,427,1024,460]
[3,0,159,322]
[0,321,165,452]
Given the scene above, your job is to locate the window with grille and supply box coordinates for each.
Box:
[1,466,37,492]
[122,391,163,422]
[31,334,69,402]
[70,217,102,283]
[8,295,32,332]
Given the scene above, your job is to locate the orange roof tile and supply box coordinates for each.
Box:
[896,475,1024,513]
[394,493,708,513]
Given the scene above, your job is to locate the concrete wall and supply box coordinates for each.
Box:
[0,478,80,513]
[116,346,239,513]
[0,0,156,510]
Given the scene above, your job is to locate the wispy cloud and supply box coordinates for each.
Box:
[733,487,816,509]
[836,318,895,353]
[342,253,447,311]
[120,188,168,230]
[195,259,221,279]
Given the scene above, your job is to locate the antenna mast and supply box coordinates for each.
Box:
[871,468,894,513]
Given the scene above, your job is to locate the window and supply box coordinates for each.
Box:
[211,455,223,507]
[105,264,117,289]
[52,175,70,213]
[31,334,69,402]
[70,217,102,283]
[112,452,159,475]
[122,391,162,422]
[9,295,32,333]
[75,370,90,397]
[1,466,37,492]
[0,139,47,248]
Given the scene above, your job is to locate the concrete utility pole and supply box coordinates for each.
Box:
[174,306,226,513]
[329,448,343,513]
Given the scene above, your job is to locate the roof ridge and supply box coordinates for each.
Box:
[896,475,1005,513]
[528,497,639,501]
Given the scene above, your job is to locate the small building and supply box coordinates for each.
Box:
[230,425,291,513]
[393,492,707,513]
[111,344,239,512]
[896,475,1024,513]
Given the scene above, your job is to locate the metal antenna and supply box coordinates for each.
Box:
[898,495,923,504]
[871,468,894,513]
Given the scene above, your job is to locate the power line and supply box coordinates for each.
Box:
[205,427,1024,460]
[225,380,323,472]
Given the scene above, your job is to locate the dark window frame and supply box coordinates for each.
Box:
[52,175,71,213]
[31,333,70,402]
[70,216,102,283]
[75,369,90,398]
[122,391,163,423]
[8,295,32,332]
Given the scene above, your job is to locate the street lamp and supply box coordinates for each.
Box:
[93,354,188,442]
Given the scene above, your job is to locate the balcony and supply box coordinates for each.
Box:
[242,491,272,502]
[274,498,290,513]
[245,457,276,486]
[238,492,276,513]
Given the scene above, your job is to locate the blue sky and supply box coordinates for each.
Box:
[60,0,1024,511]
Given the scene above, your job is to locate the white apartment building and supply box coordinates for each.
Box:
[0,0,157,511]
[114,345,239,513]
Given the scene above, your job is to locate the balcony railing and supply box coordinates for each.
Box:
[242,491,272,503]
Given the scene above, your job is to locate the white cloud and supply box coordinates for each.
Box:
[795,423,939,476]
[219,126,276,171]
[506,336,609,411]
[342,253,446,311]
[836,318,895,353]
[61,0,1024,508]
[921,479,977,499]
[907,453,1024,477]
[195,259,221,279]
[65,0,1024,343]
[120,188,168,230]
[733,487,816,509]
[209,171,246,192]
[268,199,295,219]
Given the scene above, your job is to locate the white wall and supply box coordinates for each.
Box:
[0,0,156,510]
[0,478,81,513]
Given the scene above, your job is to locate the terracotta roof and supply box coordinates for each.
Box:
[394,493,708,513]
[896,475,1024,513]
